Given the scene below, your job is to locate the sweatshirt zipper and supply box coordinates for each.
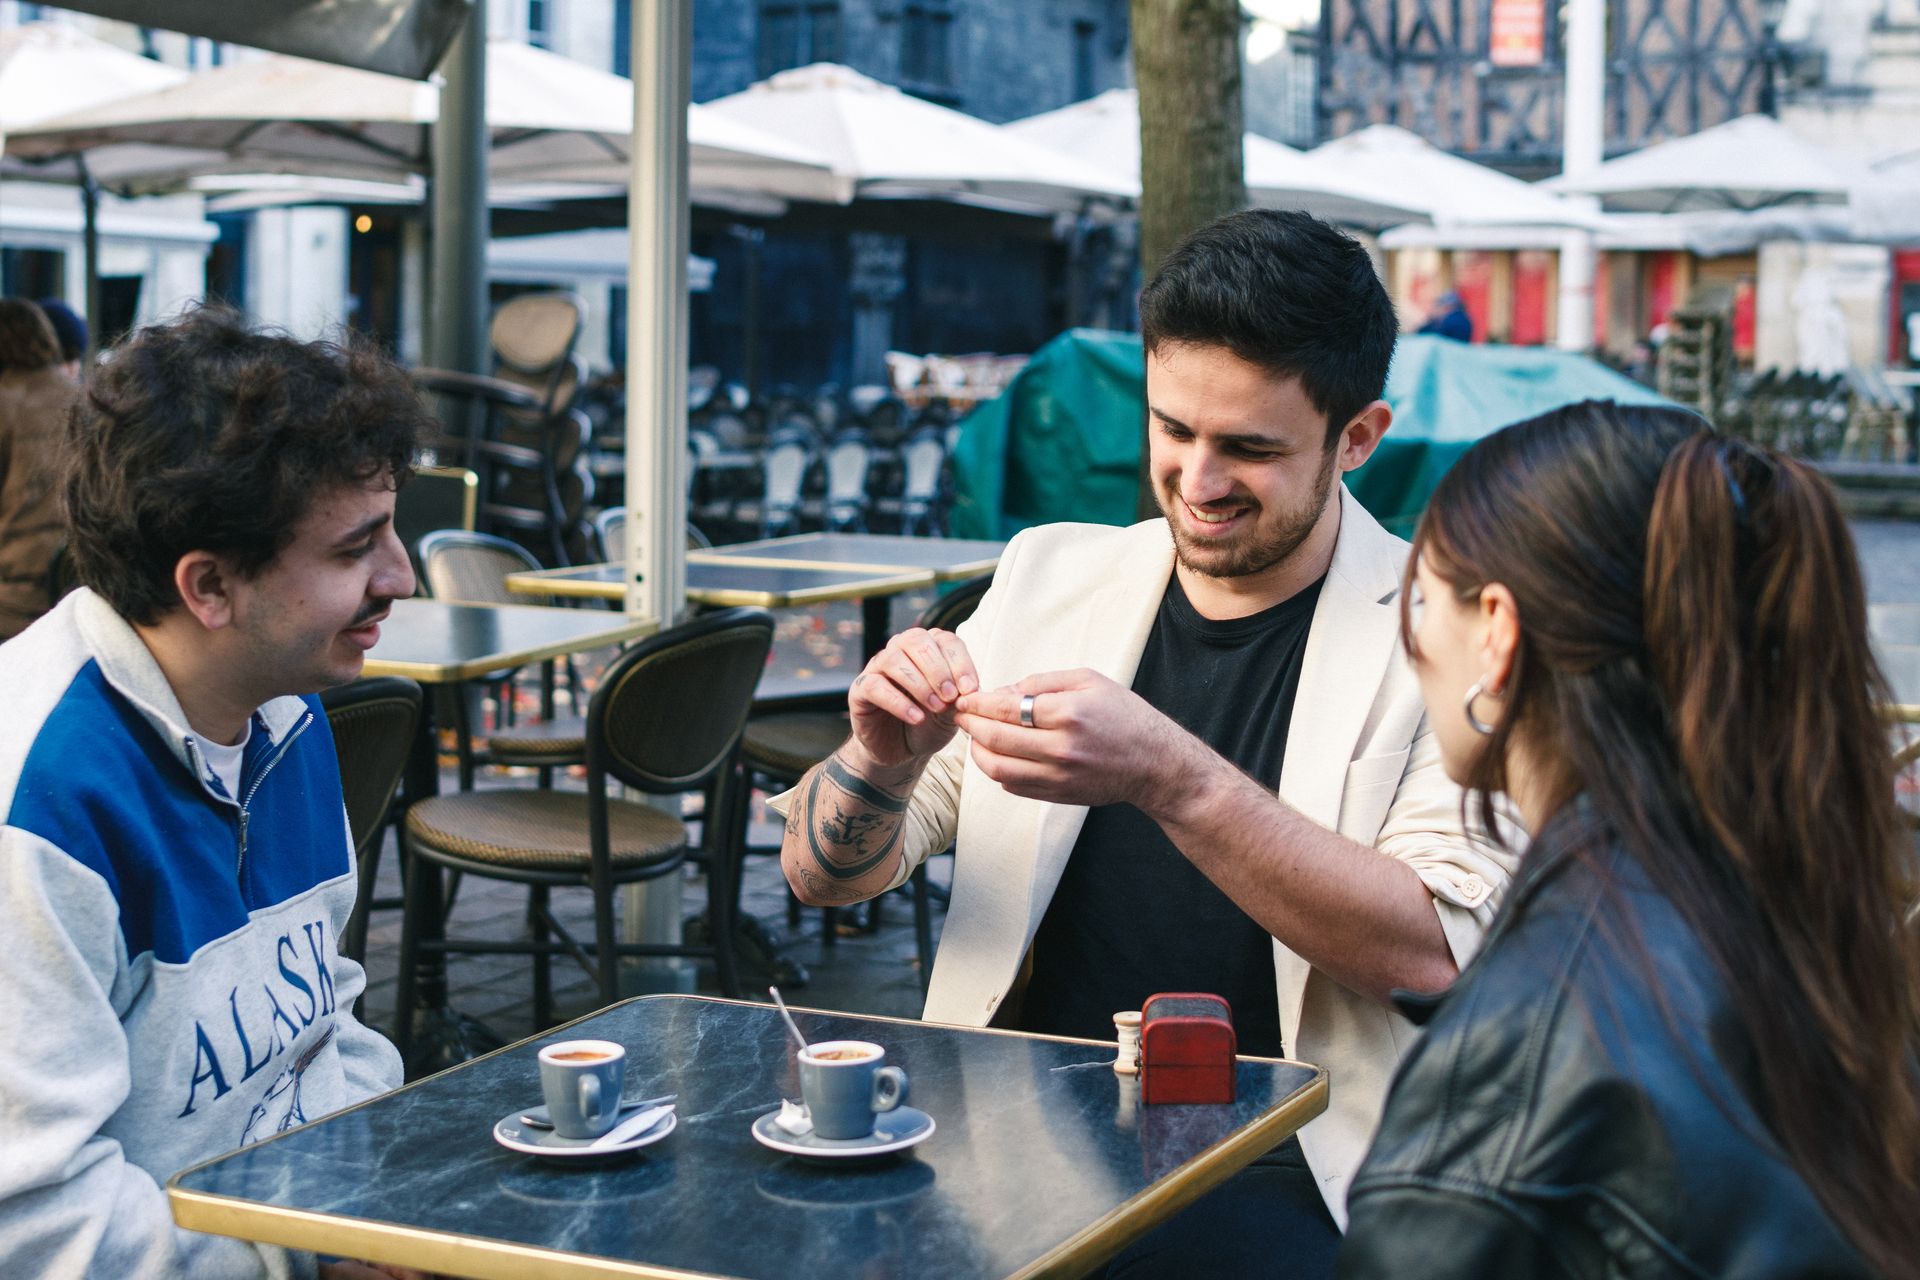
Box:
[234,711,313,884]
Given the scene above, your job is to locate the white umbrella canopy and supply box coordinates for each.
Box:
[1546,114,1852,214]
[3,38,838,201]
[1310,124,1603,229]
[1007,88,1425,229]
[699,62,1133,212]
[0,21,207,182]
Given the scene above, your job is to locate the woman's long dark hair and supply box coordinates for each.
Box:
[1407,401,1920,1276]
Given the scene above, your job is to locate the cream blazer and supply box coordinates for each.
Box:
[787,489,1517,1226]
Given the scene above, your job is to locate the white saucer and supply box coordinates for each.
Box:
[493,1106,675,1161]
[750,1105,934,1163]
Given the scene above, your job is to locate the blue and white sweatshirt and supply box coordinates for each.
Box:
[0,589,403,1279]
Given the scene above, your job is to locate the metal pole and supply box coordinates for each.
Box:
[619,0,695,997]
[1556,0,1605,353]
[625,0,690,625]
[429,2,488,379]
[77,158,102,364]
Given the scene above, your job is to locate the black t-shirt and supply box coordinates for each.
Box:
[1017,570,1324,1058]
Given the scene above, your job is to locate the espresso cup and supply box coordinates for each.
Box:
[798,1040,908,1140]
[537,1039,626,1140]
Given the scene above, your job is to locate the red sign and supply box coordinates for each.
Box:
[1490,0,1547,68]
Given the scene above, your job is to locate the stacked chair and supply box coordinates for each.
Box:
[412,292,596,568]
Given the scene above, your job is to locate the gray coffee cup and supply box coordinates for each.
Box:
[799,1039,908,1140]
[537,1039,626,1139]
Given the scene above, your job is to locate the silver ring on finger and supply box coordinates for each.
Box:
[1018,693,1036,728]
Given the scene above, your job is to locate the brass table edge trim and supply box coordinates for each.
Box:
[1012,1071,1331,1280]
[691,568,935,607]
[167,1187,727,1280]
[503,571,622,601]
[688,549,999,581]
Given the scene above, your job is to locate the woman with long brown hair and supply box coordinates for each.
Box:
[1339,402,1920,1278]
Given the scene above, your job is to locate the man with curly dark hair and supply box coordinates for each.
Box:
[0,307,433,1280]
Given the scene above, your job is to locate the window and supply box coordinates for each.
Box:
[1073,19,1097,101]
[758,3,840,79]
[901,4,953,89]
[526,0,551,49]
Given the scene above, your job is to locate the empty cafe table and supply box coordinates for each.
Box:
[169,995,1327,1280]
[692,533,1007,659]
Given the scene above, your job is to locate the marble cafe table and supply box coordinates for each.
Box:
[169,995,1327,1280]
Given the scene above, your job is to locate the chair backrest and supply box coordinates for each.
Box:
[588,607,776,795]
[762,439,810,512]
[491,293,584,376]
[417,529,542,604]
[394,467,478,570]
[825,438,871,506]
[900,431,946,502]
[917,574,991,632]
[319,677,422,861]
[594,506,627,563]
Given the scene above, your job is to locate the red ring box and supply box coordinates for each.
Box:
[1139,992,1237,1105]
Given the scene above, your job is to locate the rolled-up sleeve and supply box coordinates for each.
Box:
[1373,723,1522,969]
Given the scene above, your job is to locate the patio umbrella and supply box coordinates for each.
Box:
[1310,124,1603,229]
[0,22,206,353]
[45,0,468,81]
[1006,88,1426,229]
[697,63,1133,212]
[3,39,836,201]
[1545,114,1852,214]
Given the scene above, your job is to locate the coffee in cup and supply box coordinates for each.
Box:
[798,1039,908,1140]
[537,1039,627,1139]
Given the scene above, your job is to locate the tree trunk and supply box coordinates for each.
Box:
[1130,0,1248,517]
[1132,0,1248,276]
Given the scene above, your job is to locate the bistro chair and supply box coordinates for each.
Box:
[321,678,423,970]
[393,466,478,580]
[735,575,992,988]
[821,435,873,532]
[416,529,586,786]
[393,607,775,1047]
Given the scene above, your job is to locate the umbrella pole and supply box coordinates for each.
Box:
[78,157,101,365]
[625,0,691,627]
[429,0,490,458]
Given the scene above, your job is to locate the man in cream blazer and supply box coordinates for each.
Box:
[781,210,1513,1274]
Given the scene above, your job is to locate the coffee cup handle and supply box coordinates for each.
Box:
[578,1073,604,1122]
[871,1066,908,1114]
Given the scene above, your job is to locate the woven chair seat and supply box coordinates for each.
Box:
[742,710,850,780]
[486,715,587,762]
[406,789,685,872]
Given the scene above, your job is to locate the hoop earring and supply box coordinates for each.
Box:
[1463,679,1499,736]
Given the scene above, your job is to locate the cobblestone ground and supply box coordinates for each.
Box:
[358,523,1920,1052]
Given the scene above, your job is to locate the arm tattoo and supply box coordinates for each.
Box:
[801,751,912,880]
[796,864,874,904]
[822,754,909,812]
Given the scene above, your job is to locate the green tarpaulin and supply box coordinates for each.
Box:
[950,330,1673,540]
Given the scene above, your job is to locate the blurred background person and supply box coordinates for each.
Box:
[0,299,79,640]
[1341,402,1920,1279]
[33,299,88,382]
[1415,291,1472,343]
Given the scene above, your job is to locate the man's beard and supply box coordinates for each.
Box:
[1158,445,1340,580]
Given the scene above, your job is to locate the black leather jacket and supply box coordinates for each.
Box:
[1339,810,1871,1279]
